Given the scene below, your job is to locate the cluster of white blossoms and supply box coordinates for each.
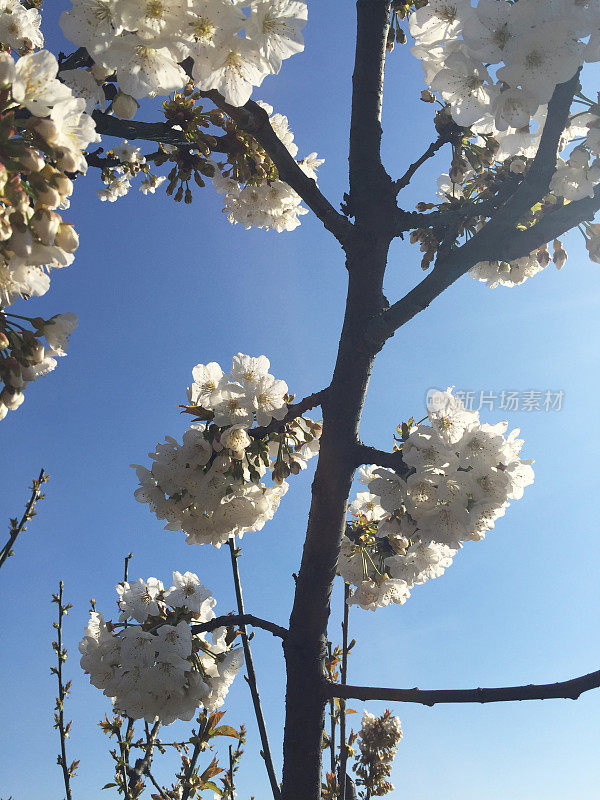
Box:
[410,1,600,287]
[339,388,534,611]
[354,710,403,797]
[213,103,324,231]
[410,0,597,134]
[133,353,321,546]
[79,571,244,724]
[0,0,43,50]
[60,0,307,108]
[0,45,100,420]
[0,313,78,421]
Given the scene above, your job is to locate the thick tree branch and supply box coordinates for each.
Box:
[371,72,583,344]
[499,70,581,229]
[347,0,393,222]
[90,110,231,152]
[325,668,600,706]
[200,91,352,244]
[353,444,406,472]
[191,613,287,639]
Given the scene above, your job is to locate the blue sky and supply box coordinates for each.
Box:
[1,2,600,798]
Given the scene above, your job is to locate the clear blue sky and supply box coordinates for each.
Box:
[2,2,600,798]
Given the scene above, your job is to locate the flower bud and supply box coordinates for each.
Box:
[586,234,600,263]
[0,52,15,87]
[31,208,61,245]
[112,92,139,120]
[0,209,12,242]
[18,147,45,173]
[91,64,114,82]
[54,223,79,253]
[35,185,61,209]
[53,173,74,198]
[0,387,25,410]
[28,117,60,145]
[55,147,80,173]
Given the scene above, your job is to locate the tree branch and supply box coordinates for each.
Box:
[249,387,328,439]
[191,613,287,640]
[353,444,406,471]
[200,91,352,244]
[347,0,393,222]
[394,136,449,193]
[325,668,600,706]
[0,468,47,572]
[370,72,583,345]
[228,539,281,800]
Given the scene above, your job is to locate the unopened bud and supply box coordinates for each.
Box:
[19,147,45,173]
[0,388,24,410]
[112,91,139,120]
[54,223,79,253]
[91,64,114,82]
[31,208,61,245]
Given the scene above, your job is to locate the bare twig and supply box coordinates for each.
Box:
[0,468,47,571]
[327,643,337,777]
[228,538,281,800]
[191,613,287,639]
[51,581,76,800]
[325,668,600,706]
[123,552,133,583]
[394,136,449,193]
[146,770,169,800]
[338,585,350,800]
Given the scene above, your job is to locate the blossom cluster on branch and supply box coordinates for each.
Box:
[60,0,307,107]
[79,571,243,724]
[133,353,321,547]
[0,46,99,420]
[354,710,403,798]
[339,388,534,611]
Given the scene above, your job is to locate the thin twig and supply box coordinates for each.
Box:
[327,643,337,776]
[394,136,449,192]
[228,537,281,800]
[52,581,75,800]
[191,613,287,639]
[0,468,47,571]
[180,737,202,800]
[325,667,600,706]
[127,720,161,792]
[338,585,350,800]
[114,723,131,799]
[146,769,169,800]
[123,552,133,583]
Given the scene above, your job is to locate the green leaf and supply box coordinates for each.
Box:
[211,725,241,739]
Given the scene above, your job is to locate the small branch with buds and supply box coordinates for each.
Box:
[191,613,287,639]
[249,387,328,439]
[324,667,600,706]
[0,468,48,572]
[228,538,281,800]
[127,720,161,794]
[51,581,78,800]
